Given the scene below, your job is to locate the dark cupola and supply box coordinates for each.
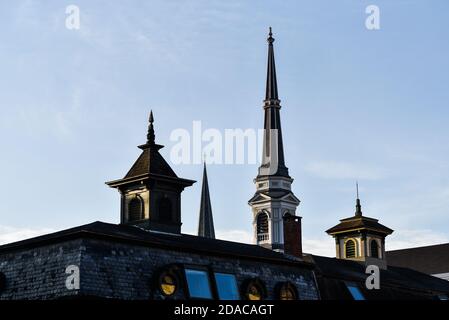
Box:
[106,111,195,234]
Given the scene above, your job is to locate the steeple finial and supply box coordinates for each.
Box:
[355,181,362,216]
[198,162,215,238]
[267,27,274,44]
[147,110,155,145]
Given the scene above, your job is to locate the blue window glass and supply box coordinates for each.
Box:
[346,284,365,300]
[214,273,240,300]
[185,269,212,299]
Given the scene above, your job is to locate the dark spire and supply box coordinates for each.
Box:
[265,27,279,101]
[258,27,289,178]
[147,110,155,145]
[198,162,215,238]
[355,181,363,217]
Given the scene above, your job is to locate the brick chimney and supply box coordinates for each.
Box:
[283,213,302,258]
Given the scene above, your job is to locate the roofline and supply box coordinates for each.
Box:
[310,255,449,295]
[106,173,196,188]
[386,242,449,253]
[0,223,314,269]
[339,216,379,222]
[314,272,448,295]
[326,227,394,236]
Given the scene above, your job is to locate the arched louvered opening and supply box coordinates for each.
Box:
[128,196,143,222]
[370,239,379,258]
[158,198,172,222]
[345,239,356,258]
[256,212,269,242]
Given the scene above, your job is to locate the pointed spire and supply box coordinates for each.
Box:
[198,162,215,238]
[146,110,155,145]
[265,27,279,101]
[355,181,363,217]
[258,27,289,178]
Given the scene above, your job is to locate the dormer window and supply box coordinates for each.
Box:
[128,196,143,222]
[345,283,365,300]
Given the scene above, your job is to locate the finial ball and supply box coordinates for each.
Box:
[267,27,274,43]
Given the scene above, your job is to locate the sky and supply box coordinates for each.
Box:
[0,0,448,256]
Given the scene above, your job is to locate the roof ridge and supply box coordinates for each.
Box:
[387,242,449,252]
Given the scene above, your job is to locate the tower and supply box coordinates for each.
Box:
[326,184,393,268]
[106,111,195,234]
[248,28,301,252]
[197,162,215,239]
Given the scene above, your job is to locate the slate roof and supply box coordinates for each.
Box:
[124,147,177,179]
[0,221,312,268]
[106,146,195,188]
[326,215,393,235]
[106,111,194,188]
[387,243,449,275]
[306,254,449,299]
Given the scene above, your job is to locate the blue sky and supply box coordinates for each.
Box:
[0,0,448,255]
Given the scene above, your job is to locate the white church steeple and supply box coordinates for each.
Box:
[248,28,301,252]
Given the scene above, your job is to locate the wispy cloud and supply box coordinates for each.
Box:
[12,0,39,28]
[303,229,449,257]
[303,238,336,257]
[0,225,55,245]
[369,185,449,226]
[183,227,449,257]
[387,229,449,251]
[305,161,387,180]
[215,229,253,244]
[184,228,253,244]
[15,87,83,140]
[186,228,337,257]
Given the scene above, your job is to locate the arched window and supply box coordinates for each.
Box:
[128,196,143,222]
[243,278,267,301]
[278,282,298,300]
[158,271,178,296]
[158,198,172,222]
[256,212,269,242]
[370,239,379,258]
[154,264,181,298]
[345,239,356,258]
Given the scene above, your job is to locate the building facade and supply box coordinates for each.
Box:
[0,222,319,300]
